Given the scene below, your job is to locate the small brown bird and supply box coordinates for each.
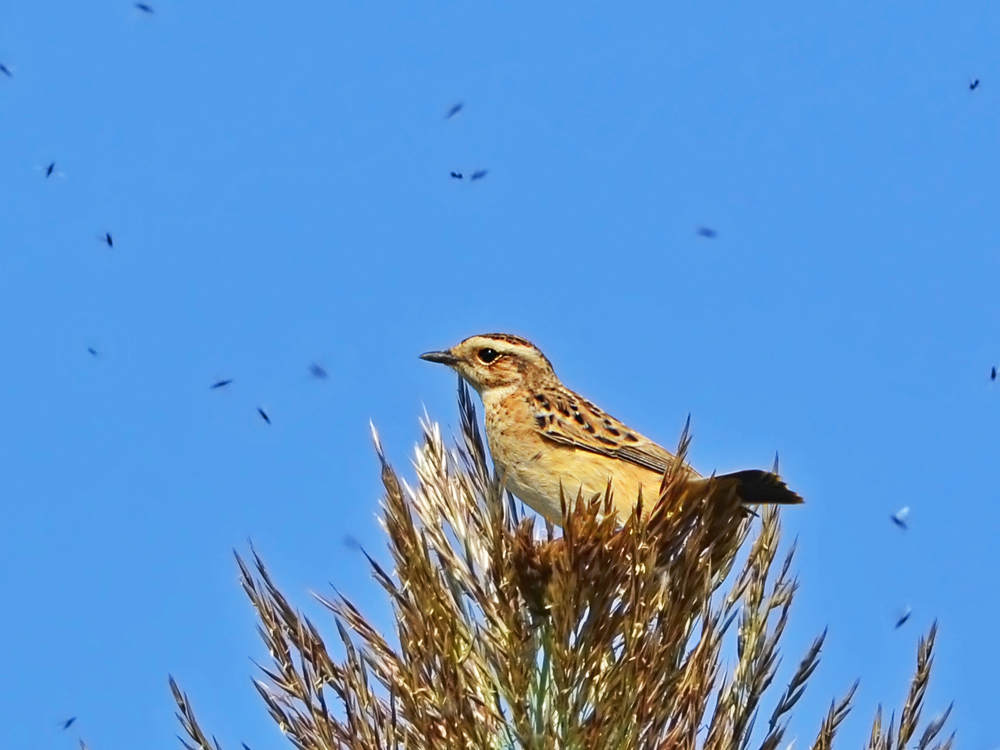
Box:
[421,333,802,524]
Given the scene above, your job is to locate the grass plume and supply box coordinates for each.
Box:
[172,381,953,749]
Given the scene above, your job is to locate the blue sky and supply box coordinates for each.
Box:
[1,1,996,747]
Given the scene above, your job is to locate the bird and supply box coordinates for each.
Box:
[895,607,912,629]
[0,63,11,78]
[445,102,463,119]
[420,333,803,525]
[891,506,909,530]
[210,379,233,389]
[450,172,463,179]
[697,227,718,239]
[470,169,488,181]
[100,232,113,248]
[257,407,271,424]
[61,718,77,730]
[992,366,996,381]
[135,2,154,12]
[970,78,980,91]
[309,363,328,379]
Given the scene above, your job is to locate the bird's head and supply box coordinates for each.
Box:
[420,333,556,393]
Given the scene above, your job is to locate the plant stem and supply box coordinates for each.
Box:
[535,627,552,737]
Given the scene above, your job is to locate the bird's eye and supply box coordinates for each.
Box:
[477,348,500,364]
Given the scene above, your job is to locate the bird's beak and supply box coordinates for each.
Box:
[420,350,460,366]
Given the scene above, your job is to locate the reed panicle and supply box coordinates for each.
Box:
[172,381,953,749]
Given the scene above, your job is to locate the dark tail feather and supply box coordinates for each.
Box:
[718,469,803,505]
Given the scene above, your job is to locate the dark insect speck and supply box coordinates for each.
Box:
[210,379,233,389]
[450,172,463,179]
[992,366,996,381]
[135,2,154,12]
[445,102,463,119]
[890,506,909,530]
[309,363,328,379]
[62,718,76,730]
[45,162,56,178]
[895,608,912,629]
[470,169,488,181]
[970,78,980,91]
[0,63,11,78]
[257,407,271,424]
[697,227,717,239]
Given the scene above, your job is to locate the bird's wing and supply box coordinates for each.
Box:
[529,387,687,476]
